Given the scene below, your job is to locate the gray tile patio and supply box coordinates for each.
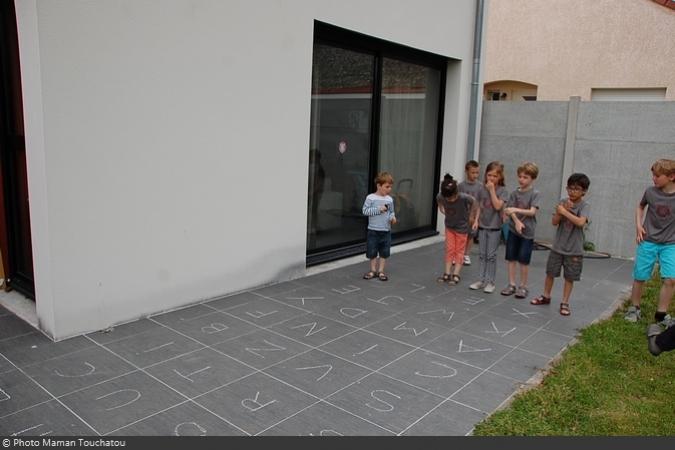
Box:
[0,242,632,436]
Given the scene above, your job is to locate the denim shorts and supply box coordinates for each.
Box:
[366,229,391,259]
[633,241,675,281]
[505,232,534,265]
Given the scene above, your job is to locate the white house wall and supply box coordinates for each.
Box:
[16,0,478,340]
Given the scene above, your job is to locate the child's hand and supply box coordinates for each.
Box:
[486,181,495,191]
[390,217,398,225]
[379,205,388,213]
[636,224,646,243]
[556,203,567,215]
[515,221,525,234]
[504,207,514,216]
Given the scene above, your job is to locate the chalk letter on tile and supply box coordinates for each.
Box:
[174,422,207,436]
[54,362,96,378]
[291,321,327,337]
[414,361,458,378]
[201,323,229,334]
[96,389,142,411]
[245,339,287,358]
[366,390,401,412]
[340,307,367,319]
[241,391,277,412]
[332,285,360,295]
[295,364,333,382]
[393,321,428,337]
[173,366,211,383]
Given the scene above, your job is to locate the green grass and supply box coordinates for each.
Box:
[472,279,675,436]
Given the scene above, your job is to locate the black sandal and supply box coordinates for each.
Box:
[437,273,451,283]
[560,303,571,316]
[363,271,377,280]
[378,272,389,281]
[449,274,461,285]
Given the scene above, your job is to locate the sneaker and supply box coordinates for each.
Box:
[463,255,471,265]
[657,314,673,329]
[469,280,485,290]
[647,324,663,356]
[624,305,641,323]
[483,282,496,293]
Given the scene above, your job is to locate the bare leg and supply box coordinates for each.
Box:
[445,261,453,275]
[370,258,378,274]
[543,275,555,298]
[562,279,574,304]
[378,258,387,275]
[657,278,675,313]
[630,280,645,307]
[507,261,517,286]
[520,264,529,287]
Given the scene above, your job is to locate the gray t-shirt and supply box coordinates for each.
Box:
[506,188,540,239]
[477,185,508,230]
[640,186,675,244]
[459,180,482,201]
[553,198,590,255]
[437,192,475,234]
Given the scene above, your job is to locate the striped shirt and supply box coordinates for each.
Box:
[363,193,396,231]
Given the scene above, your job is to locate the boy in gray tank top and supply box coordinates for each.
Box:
[530,173,591,316]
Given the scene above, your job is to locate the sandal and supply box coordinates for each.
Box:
[530,295,551,305]
[449,274,461,285]
[437,273,451,283]
[500,284,517,296]
[363,271,377,280]
[515,286,529,299]
[378,272,389,281]
[559,303,571,316]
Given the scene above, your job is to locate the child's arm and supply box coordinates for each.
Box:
[437,198,446,216]
[469,197,479,231]
[389,199,397,225]
[635,202,646,243]
[487,182,505,210]
[362,197,385,216]
[556,202,587,228]
[504,206,537,217]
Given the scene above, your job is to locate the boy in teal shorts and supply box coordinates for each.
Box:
[625,159,675,328]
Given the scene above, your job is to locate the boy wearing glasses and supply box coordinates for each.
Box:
[530,173,591,316]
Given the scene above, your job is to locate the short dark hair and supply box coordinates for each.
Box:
[567,173,590,191]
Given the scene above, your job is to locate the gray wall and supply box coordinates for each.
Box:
[479,100,675,259]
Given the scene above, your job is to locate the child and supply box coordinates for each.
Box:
[362,171,398,281]
[501,162,540,299]
[469,161,508,293]
[624,159,675,327]
[437,174,478,285]
[459,160,482,265]
[530,173,591,316]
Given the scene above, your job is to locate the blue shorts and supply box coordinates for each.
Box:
[505,232,534,265]
[366,229,391,259]
[633,241,675,281]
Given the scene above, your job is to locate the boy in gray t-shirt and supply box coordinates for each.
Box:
[625,159,675,328]
[501,162,540,299]
[530,173,591,317]
[459,160,481,265]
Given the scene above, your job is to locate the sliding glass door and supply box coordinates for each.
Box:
[307,23,446,263]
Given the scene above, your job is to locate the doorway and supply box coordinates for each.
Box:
[0,0,34,299]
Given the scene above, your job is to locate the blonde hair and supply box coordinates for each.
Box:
[651,159,675,177]
[375,171,394,186]
[517,161,539,179]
